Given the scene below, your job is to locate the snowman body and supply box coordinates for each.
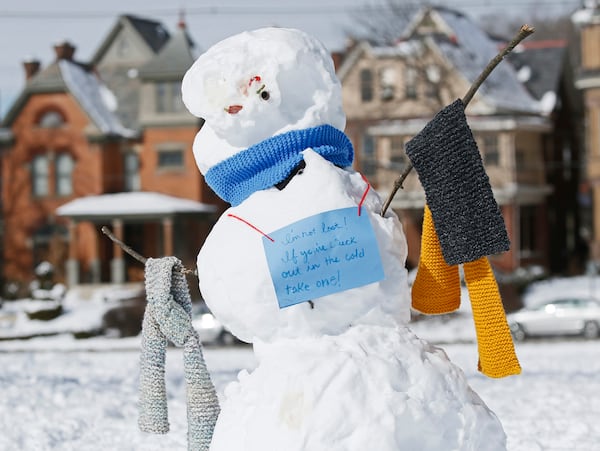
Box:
[182,27,507,451]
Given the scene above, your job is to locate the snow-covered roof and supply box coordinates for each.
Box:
[3,59,137,137]
[431,8,540,114]
[58,60,137,138]
[56,192,216,220]
[338,7,542,115]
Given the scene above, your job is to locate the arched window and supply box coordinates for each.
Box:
[56,153,74,196]
[37,110,65,128]
[31,155,49,197]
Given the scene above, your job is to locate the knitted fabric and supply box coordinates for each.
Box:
[139,257,220,451]
[405,99,510,265]
[204,124,354,206]
[412,207,521,378]
[464,258,522,378]
[412,205,461,314]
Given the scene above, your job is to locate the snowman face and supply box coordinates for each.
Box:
[182,27,346,154]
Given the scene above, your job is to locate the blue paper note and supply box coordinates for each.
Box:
[262,207,385,308]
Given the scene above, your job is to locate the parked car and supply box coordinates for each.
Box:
[192,303,238,346]
[507,298,600,341]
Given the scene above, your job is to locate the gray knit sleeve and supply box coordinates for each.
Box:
[139,256,220,451]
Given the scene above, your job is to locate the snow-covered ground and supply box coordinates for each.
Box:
[0,335,598,451]
[1,275,599,450]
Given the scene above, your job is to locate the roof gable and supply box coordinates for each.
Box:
[138,24,197,80]
[92,15,170,68]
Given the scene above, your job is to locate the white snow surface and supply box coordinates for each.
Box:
[0,336,598,451]
[57,192,216,217]
[1,277,600,450]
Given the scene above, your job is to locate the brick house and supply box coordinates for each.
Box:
[337,6,570,275]
[573,2,600,266]
[0,15,222,290]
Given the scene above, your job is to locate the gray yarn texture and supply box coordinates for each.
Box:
[405,99,510,265]
[139,256,220,451]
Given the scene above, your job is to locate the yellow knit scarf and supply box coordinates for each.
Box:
[412,205,521,378]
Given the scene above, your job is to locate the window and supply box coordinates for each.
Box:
[157,149,184,169]
[405,67,417,99]
[362,134,376,177]
[390,136,409,169]
[425,65,441,99]
[55,153,74,196]
[31,155,49,197]
[482,135,499,166]
[37,110,64,128]
[379,67,396,101]
[360,69,373,102]
[519,205,537,255]
[156,81,185,113]
[124,151,140,191]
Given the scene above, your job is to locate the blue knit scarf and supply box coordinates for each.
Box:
[204,124,354,206]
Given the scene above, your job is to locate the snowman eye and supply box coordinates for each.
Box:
[256,84,270,101]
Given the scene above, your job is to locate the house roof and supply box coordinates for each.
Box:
[91,15,170,65]
[56,191,216,221]
[138,23,197,80]
[507,41,567,113]
[427,7,540,114]
[58,60,137,138]
[2,58,136,137]
[338,6,543,115]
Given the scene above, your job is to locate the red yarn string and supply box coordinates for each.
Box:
[227,213,275,242]
[358,174,371,216]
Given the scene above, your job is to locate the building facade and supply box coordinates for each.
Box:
[574,2,600,266]
[0,16,222,291]
[337,7,569,275]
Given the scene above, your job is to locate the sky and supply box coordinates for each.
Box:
[0,0,583,119]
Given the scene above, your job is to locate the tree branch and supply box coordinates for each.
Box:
[380,24,535,216]
[100,226,198,277]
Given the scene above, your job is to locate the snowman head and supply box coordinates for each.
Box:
[182,27,346,169]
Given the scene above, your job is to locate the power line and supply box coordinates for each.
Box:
[0,1,581,19]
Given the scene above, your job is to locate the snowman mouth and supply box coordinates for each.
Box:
[226,104,243,114]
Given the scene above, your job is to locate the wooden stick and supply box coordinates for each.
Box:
[100,226,198,277]
[380,24,535,216]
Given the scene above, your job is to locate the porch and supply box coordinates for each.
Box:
[57,192,217,285]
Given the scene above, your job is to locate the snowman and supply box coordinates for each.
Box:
[182,27,507,451]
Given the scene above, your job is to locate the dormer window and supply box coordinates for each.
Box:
[37,110,65,128]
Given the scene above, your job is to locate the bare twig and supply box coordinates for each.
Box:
[101,226,198,277]
[380,24,535,216]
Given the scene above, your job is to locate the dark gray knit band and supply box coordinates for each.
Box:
[405,99,510,265]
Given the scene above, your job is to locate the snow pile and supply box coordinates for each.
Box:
[0,283,143,339]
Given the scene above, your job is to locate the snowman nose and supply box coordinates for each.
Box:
[226,104,243,114]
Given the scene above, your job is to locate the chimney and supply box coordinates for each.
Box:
[53,41,76,61]
[23,59,41,80]
[331,52,345,71]
[178,9,187,29]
